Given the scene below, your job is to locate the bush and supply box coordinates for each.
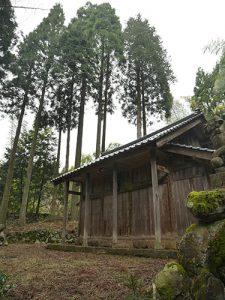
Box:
[0,272,10,296]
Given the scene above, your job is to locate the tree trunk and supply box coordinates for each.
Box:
[50,88,63,219]
[35,175,44,216]
[74,74,87,169]
[0,91,29,225]
[101,53,110,153]
[95,43,105,158]
[56,87,62,173]
[19,78,47,226]
[57,128,62,172]
[136,65,142,139]
[65,80,74,172]
[141,72,147,136]
[70,74,87,221]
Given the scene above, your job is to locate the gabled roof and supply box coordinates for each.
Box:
[52,111,206,184]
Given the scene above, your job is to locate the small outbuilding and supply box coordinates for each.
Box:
[52,112,214,249]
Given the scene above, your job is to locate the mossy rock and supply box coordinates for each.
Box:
[207,220,225,284]
[187,189,225,222]
[192,269,225,300]
[154,262,191,300]
[178,225,209,276]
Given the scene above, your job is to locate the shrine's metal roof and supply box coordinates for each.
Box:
[52,111,205,184]
[169,143,214,153]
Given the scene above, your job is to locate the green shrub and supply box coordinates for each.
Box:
[0,272,10,296]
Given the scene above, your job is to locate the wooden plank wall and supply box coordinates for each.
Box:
[79,163,209,239]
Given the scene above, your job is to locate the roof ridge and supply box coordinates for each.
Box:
[52,111,205,184]
[102,111,204,157]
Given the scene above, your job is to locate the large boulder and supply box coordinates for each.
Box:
[207,220,225,284]
[178,219,225,283]
[191,270,225,300]
[177,225,209,276]
[154,262,191,300]
[187,189,225,222]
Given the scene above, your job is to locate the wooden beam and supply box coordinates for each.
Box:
[157,164,170,173]
[156,118,202,147]
[68,190,81,196]
[61,180,69,244]
[150,148,162,249]
[83,173,90,246]
[112,164,118,244]
[165,145,212,161]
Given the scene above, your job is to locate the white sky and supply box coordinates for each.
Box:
[0,0,224,167]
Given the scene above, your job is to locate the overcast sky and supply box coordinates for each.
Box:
[0,0,224,166]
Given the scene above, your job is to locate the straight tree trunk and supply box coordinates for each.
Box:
[70,74,87,221]
[56,87,63,173]
[101,53,110,153]
[35,175,44,216]
[19,78,47,226]
[136,65,142,139]
[95,43,105,158]
[65,80,74,172]
[141,72,147,136]
[0,91,29,225]
[50,88,63,219]
[57,128,62,172]
[50,126,62,219]
[74,74,87,169]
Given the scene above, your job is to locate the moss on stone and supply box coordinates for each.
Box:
[208,220,225,277]
[187,189,225,222]
[185,224,198,234]
[192,269,225,300]
[155,262,191,300]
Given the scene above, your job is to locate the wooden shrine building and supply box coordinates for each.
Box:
[52,112,214,249]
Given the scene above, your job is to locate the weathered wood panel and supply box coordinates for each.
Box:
[171,167,209,235]
[90,197,102,236]
[131,189,149,236]
[103,195,113,236]
[159,183,174,235]
[79,163,210,242]
[118,192,130,236]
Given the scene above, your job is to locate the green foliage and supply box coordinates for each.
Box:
[0,128,57,215]
[105,142,121,152]
[191,66,225,119]
[80,153,94,166]
[0,0,17,82]
[121,14,174,132]
[124,274,145,300]
[0,272,10,297]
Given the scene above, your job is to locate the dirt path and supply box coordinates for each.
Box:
[0,244,168,299]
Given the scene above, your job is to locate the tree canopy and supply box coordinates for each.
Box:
[120,15,174,138]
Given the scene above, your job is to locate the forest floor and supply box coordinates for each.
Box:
[0,244,169,300]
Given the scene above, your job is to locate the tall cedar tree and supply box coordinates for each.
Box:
[60,3,97,220]
[121,15,174,138]
[91,3,123,158]
[19,4,65,225]
[0,23,44,225]
[0,0,17,82]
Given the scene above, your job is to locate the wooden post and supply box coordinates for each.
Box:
[112,164,118,244]
[150,148,162,249]
[62,180,69,244]
[83,173,90,246]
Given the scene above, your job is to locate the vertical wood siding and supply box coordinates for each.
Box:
[79,164,209,239]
